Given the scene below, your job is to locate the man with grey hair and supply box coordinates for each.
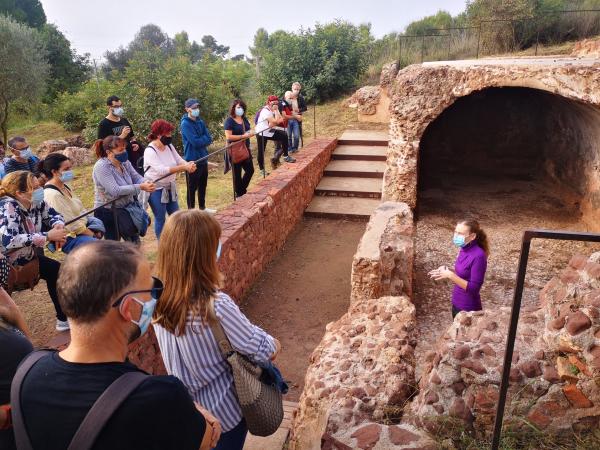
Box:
[284,91,302,154]
[12,240,219,450]
[5,137,37,175]
[291,82,308,147]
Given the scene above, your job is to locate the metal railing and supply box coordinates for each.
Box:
[368,9,600,69]
[491,229,600,450]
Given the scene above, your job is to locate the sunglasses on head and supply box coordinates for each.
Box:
[112,276,163,308]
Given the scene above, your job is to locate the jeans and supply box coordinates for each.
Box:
[213,419,247,450]
[38,255,65,321]
[148,189,179,239]
[61,235,96,254]
[186,163,208,209]
[287,119,300,152]
[232,158,254,197]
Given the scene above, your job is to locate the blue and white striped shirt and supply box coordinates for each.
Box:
[92,157,144,208]
[153,292,276,432]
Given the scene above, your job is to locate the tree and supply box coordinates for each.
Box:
[0,14,48,143]
[200,35,229,58]
[249,28,270,76]
[0,0,46,28]
[39,24,91,100]
[405,10,455,35]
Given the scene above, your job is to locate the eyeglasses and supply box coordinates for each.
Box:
[112,276,163,308]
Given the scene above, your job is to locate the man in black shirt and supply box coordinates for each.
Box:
[16,241,219,450]
[98,96,144,174]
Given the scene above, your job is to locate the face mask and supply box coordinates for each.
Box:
[190,108,200,118]
[114,151,129,163]
[160,136,173,146]
[60,170,74,183]
[129,297,157,337]
[19,147,33,159]
[31,187,44,205]
[216,241,222,260]
[293,89,300,95]
[235,107,244,117]
[453,234,466,248]
[112,107,124,117]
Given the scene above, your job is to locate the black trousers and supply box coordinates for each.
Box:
[257,130,289,166]
[233,158,254,197]
[95,207,140,244]
[39,255,64,321]
[186,163,208,209]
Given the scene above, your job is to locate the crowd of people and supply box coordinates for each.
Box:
[0,80,491,449]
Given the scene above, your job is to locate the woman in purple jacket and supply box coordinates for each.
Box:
[429,219,489,318]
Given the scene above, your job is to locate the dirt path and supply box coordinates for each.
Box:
[239,218,366,401]
[413,176,600,378]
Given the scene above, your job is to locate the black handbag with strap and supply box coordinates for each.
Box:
[11,350,148,450]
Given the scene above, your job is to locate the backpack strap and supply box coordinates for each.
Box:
[11,349,54,450]
[66,371,148,450]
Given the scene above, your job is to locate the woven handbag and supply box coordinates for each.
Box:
[209,319,283,436]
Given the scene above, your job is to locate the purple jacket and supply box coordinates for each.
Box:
[452,241,487,311]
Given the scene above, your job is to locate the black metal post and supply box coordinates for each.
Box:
[535,27,540,56]
[313,97,317,139]
[398,35,403,67]
[420,35,425,63]
[447,31,452,60]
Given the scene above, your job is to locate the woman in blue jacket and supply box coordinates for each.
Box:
[180,99,217,212]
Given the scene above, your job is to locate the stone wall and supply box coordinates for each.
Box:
[217,138,337,301]
[347,62,397,123]
[350,202,414,304]
[290,202,438,449]
[410,252,600,437]
[384,61,600,230]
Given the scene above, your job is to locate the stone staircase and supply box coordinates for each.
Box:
[243,400,298,450]
[305,130,388,220]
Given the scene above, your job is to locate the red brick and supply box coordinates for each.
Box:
[563,384,594,408]
[569,254,588,270]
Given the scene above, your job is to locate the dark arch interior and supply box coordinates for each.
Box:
[417,87,600,224]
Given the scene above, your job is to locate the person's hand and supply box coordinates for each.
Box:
[186,162,197,173]
[270,338,282,361]
[194,403,222,448]
[270,103,279,113]
[120,126,131,139]
[296,114,303,122]
[428,266,452,281]
[47,227,67,244]
[131,143,140,152]
[0,287,20,326]
[53,222,65,230]
[140,181,156,193]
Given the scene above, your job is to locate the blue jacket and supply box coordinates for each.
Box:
[180,114,213,163]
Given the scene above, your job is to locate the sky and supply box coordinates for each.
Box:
[40,0,467,62]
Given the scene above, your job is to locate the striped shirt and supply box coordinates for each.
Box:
[92,158,144,208]
[153,292,276,432]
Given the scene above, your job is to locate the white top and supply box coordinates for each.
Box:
[255,106,275,138]
[143,143,186,188]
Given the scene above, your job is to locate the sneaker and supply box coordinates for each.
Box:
[56,319,70,332]
[202,208,217,214]
[260,169,269,177]
[283,156,296,163]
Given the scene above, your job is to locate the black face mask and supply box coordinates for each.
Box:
[160,136,173,146]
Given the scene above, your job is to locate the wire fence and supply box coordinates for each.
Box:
[366,9,600,71]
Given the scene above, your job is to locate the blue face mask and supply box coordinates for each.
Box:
[114,151,128,163]
[112,107,124,117]
[19,147,33,159]
[190,108,200,118]
[130,297,157,336]
[216,241,222,260]
[60,170,74,183]
[31,187,44,205]
[235,107,244,117]
[453,234,466,248]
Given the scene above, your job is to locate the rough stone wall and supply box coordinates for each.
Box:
[411,252,600,436]
[217,138,337,301]
[351,202,414,304]
[384,61,600,230]
[347,62,397,123]
[291,202,437,449]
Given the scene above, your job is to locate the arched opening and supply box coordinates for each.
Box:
[413,87,600,372]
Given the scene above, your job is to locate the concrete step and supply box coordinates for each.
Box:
[305,196,380,220]
[243,401,298,450]
[338,130,388,147]
[324,160,386,178]
[332,145,387,161]
[316,177,382,198]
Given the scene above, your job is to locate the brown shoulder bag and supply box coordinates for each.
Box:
[227,119,251,164]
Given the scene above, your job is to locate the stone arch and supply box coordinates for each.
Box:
[383,62,600,229]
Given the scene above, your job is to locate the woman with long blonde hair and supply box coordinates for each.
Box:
[153,210,280,450]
